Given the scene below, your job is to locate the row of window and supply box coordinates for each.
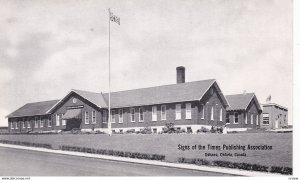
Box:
[10,104,225,129]
[225,113,259,125]
[109,104,193,123]
[10,118,51,129]
[108,104,224,123]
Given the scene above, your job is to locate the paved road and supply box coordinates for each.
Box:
[0,147,233,176]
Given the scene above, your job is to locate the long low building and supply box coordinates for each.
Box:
[6,67,262,134]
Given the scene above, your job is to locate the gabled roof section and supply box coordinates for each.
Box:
[6,100,60,118]
[47,89,107,113]
[72,89,107,108]
[226,93,262,111]
[103,79,229,108]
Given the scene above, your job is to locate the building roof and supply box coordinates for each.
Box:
[72,89,108,108]
[6,100,60,118]
[262,103,288,111]
[10,79,230,117]
[102,79,229,108]
[47,89,108,113]
[226,93,262,111]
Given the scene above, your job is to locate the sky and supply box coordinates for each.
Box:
[0,0,293,126]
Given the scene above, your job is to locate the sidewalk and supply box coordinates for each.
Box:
[0,143,280,176]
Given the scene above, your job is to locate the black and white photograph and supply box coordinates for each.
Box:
[0,0,297,178]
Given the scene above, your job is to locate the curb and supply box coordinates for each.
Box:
[0,143,280,176]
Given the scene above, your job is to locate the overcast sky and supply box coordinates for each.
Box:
[0,0,293,126]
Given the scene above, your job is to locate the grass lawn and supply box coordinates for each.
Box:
[0,133,292,168]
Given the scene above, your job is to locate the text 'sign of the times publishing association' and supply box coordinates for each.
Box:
[178,144,273,157]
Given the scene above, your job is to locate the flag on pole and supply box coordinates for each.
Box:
[107,8,120,136]
[109,9,120,25]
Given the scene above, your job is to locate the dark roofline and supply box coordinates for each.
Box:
[47,89,105,113]
[6,99,60,118]
[262,103,288,111]
[103,79,217,95]
[102,79,229,108]
[226,93,262,111]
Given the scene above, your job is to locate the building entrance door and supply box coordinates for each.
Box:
[65,119,81,131]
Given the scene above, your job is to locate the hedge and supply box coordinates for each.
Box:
[59,145,165,161]
[178,157,292,175]
[0,139,52,149]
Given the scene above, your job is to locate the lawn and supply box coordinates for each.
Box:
[0,133,292,168]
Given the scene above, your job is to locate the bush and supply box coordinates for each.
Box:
[197,127,209,133]
[177,157,291,175]
[95,130,105,134]
[126,129,135,134]
[140,127,152,134]
[270,166,292,175]
[58,145,165,161]
[210,126,217,133]
[177,158,209,166]
[162,123,176,134]
[0,140,52,149]
[216,126,223,133]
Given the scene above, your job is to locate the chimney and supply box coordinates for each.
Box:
[176,66,185,84]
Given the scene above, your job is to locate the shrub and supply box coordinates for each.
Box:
[282,167,293,175]
[58,145,165,161]
[216,126,223,133]
[140,127,152,134]
[210,126,217,133]
[126,129,135,134]
[270,166,292,175]
[0,140,52,149]
[95,130,105,134]
[162,123,176,134]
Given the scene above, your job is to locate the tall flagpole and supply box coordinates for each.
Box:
[108,8,112,136]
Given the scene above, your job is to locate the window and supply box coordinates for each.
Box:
[10,121,14,129]
[219,108,223,121]
[210,107,214,120]
[130,108,135,122]
[175,104,181,120]
[119,109,123,123]
[256,115,259,125]
[186,103,191,119]
[200,104,204,119]
[263,113,269,125]
[161,105,166,120]
[27,121,30,128]
[35,117,38,128]
[22,121,25,129]
[153,128,157,134]
[152,106,157,121]
[92,111,96,124]
[251,114,253,124]
[226,113,230,124]
[139,108,144,122]
[245,113,248,124]
[85,111,89,124]
[234,113,238,124]
[111,110,115,123]
[62,114,66,126]
[40,118,44,128]
[48,118,52,127]
[15,121,18,129]
[56,114,60,126]
[103,110,107,123]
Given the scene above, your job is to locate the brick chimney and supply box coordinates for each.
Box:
[176,66,185,84]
